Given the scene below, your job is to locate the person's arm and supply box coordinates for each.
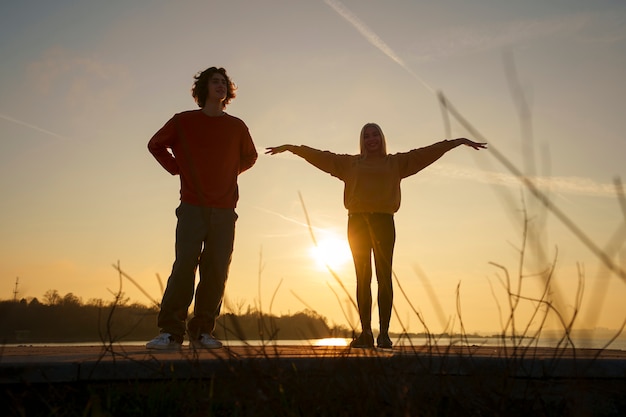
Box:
[265,145,348,179]
[147,117,180,175]
[398,137,487,178]
[239,128,258,174]
[265,144,299,155]
[448,138,487,150]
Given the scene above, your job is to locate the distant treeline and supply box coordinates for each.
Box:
[0,292,351,343]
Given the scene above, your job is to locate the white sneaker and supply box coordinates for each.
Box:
[190,333,223,349]
[146,333,182,350]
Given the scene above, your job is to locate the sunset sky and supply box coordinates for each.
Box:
[1,0,625,336]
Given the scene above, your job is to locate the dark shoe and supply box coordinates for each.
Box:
[377,333,393,349]
[350,331,374,348]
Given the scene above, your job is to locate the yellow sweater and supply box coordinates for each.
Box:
[292,141,458,214]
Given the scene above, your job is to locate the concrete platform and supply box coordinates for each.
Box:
[2,343,626,384]
[3,344,626,416]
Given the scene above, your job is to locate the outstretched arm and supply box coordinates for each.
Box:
[398,138,487,178]
[449,138,487,150]
[265,144,298,155]
[265,144,349,179]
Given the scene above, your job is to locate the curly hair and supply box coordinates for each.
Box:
[191,67,237,108]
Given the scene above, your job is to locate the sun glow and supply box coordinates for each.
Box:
[309,235,352,270]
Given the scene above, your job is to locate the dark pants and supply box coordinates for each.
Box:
[157,202,237,341]
[347,213,396,335]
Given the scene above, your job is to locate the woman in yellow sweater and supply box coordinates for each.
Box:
[266,123,486,348]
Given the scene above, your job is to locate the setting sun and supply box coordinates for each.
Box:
[309,235,352,270]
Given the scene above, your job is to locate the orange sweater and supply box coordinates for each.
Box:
[292,141,458,214]
[148,110,258,208]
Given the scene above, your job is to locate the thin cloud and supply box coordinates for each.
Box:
[408,11,618,62]
[28,46,131,114]
[573,11,626,44]
[432,163,619,198]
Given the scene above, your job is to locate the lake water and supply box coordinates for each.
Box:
[6,336,626,350]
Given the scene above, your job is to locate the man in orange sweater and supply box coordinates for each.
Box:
[147,67,257,350]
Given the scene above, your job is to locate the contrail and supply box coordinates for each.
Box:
[254,205,336,237]
[323,0,435,94]
[0,112,69,141]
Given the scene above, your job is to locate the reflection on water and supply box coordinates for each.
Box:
[313,337,349,347]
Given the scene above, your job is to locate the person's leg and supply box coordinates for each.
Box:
[157,203,207,342]
[188,207,237,339]
[370,214,396,337]
[347,214,373,334]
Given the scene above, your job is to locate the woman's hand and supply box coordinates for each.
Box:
[265,145,294,155]
[456,138,487,150]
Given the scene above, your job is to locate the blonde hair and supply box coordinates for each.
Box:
[359,123,388,156]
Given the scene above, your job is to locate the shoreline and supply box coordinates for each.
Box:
[4,334,626,351]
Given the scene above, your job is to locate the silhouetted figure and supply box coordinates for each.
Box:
[266,123,486,348]
[146,67,258,350]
